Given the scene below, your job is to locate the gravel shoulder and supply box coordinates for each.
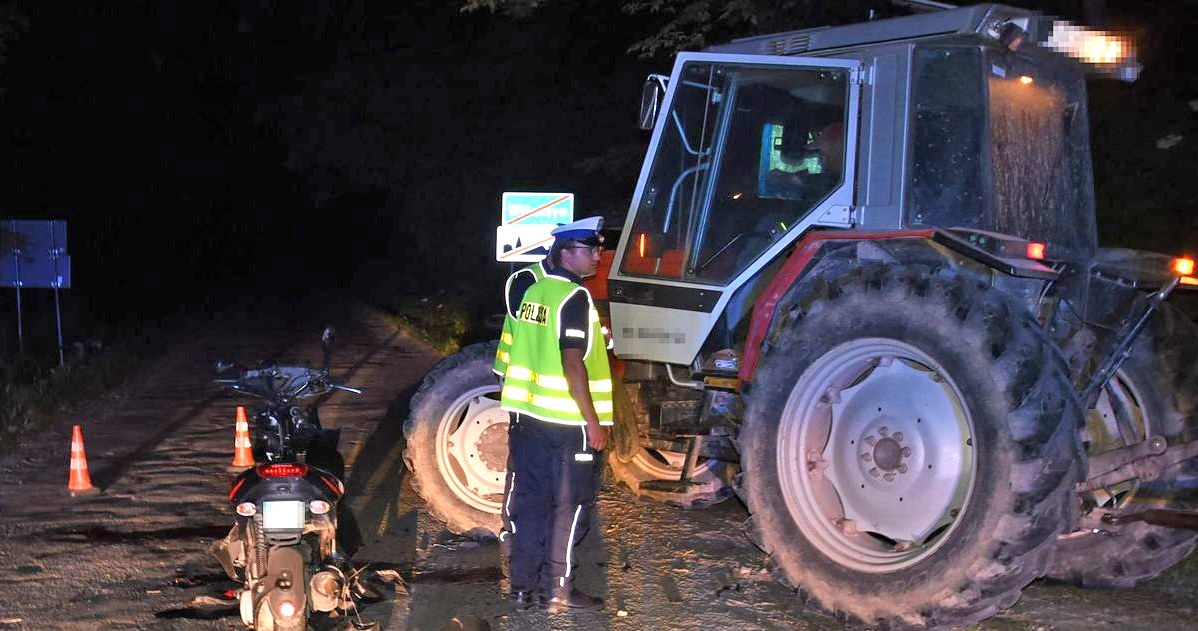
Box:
[0,297,1195,631]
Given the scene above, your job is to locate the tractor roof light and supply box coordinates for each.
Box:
[1026,242,1047,261]
[1173,257,1196,277]
[1044,21,1133,66]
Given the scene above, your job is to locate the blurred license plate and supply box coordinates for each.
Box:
[262,501,305,529]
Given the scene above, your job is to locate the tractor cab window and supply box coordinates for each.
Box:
[623,61,849,284]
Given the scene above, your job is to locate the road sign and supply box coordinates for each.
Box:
[0,220,70,289]
[501,192,574,226]
[496,192,574,262]
[1,219,71,363]
[496,224,554,263]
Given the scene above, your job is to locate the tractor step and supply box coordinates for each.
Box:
[638,479,710,494]
[639,434,704,493]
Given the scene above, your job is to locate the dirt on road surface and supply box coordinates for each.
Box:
[1,297,1196,631]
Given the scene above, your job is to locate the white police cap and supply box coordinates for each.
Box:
[550,216,604,242]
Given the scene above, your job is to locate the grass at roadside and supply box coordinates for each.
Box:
[0,336,155,451]
[380,295,474,356]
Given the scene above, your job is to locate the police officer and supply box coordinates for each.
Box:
[493,258,550,378]
[494,253,549,574]
[500,216,612,611]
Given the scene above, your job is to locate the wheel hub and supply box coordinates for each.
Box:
[871,436,902,471]
[780,339,976,572]
[475,423,509,472]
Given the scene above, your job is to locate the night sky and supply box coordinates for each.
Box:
[0,1,1194,350]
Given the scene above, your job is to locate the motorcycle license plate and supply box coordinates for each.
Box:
[262,501,305,530]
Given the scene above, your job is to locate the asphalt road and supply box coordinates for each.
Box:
[0,298,1195,631]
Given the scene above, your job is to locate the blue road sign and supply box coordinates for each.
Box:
[501,192,574,226]
[0,220,71,289]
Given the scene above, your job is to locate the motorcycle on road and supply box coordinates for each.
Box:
[210,328,376,631]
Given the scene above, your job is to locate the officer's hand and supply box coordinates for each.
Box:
[585,421,607,452]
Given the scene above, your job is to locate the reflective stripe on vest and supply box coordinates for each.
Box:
[493,262,548,375]
[501,275,614,426]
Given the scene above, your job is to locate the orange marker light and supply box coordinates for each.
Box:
[1026,242,1047,260]
[1173,257,1196,277]
[638,233,647,258]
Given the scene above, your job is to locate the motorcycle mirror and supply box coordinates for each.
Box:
[321,325,335,370]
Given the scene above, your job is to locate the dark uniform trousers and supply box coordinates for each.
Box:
[501,412,596,593]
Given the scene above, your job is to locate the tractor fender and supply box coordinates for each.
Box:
[739,229,935,384]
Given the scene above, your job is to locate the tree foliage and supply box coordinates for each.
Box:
[0,3,27,66]
[463,0,892,56]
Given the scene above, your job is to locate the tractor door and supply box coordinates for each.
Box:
[609,53,862,365]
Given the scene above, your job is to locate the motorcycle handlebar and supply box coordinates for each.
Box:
[213,366,362,399]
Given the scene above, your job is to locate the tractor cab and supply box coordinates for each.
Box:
[608,3,1138,368]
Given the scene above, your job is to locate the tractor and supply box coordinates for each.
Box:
[403,3,1198,628]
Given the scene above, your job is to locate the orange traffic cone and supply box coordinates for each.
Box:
[68,424,97,496]
[231,406,255,468]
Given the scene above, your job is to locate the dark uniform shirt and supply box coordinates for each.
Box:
[506,265,541,318]
[552,269,590,351]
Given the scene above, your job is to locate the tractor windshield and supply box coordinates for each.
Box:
[908,45,1096,256]
[622,61,850,284]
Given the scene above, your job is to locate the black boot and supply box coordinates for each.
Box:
[540,579,603,612]
[508,589,537,610]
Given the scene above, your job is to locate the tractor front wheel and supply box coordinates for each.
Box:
[403,342,506,537]
[741,266,1083,629]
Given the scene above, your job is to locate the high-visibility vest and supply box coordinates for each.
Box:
[493,261,548,376]
[501,274,614,426]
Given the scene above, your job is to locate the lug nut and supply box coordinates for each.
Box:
[894,432,904,442]
[860,453,872,462]
[864,436,877,447]
[897,463,908,474]
[883,472,896,482]
[869,467,880,478]
[878,426,890,437]
[901,446,912,457]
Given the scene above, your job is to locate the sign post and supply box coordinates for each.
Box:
[495,192,574,263]
[1,220,72,364]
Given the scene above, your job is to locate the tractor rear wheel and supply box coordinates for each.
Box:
[741,265,1083,629]
[1048,302,1198,587]
[403,342,506,537]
